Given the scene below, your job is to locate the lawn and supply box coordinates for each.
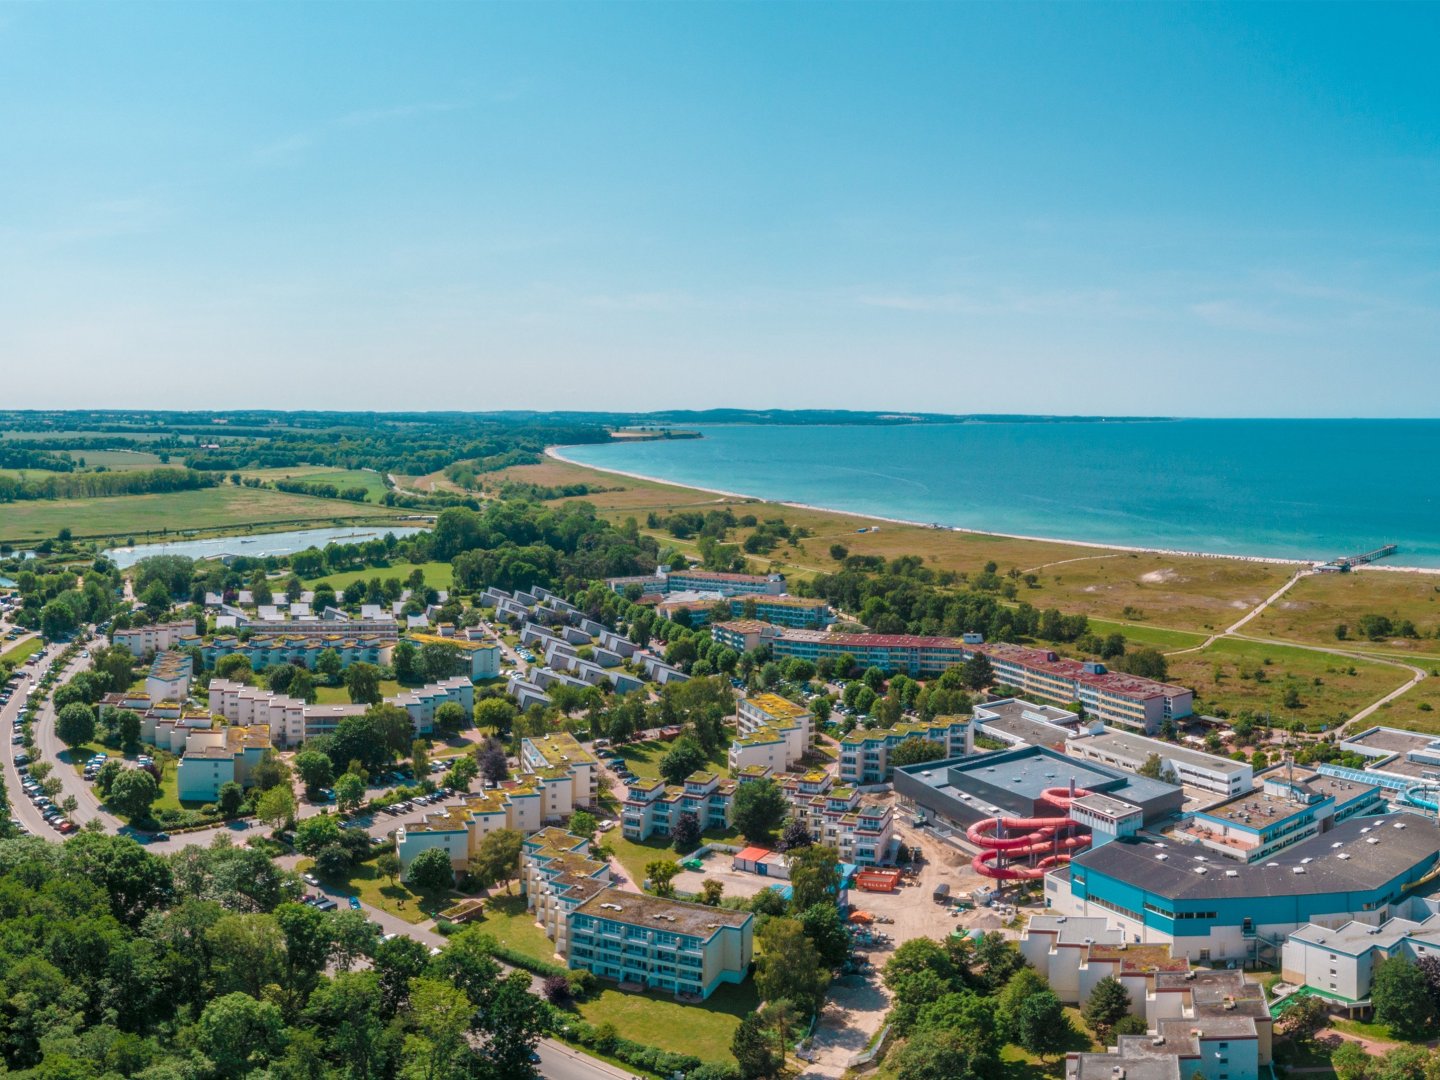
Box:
[1081,616,1209,652]
[1364,671,1440,735]
[470,893,559,965]
[613,738,728,782]
[571,980,760,1064]
[297,857,456,925]
[312,679,403,705]
[0,637,43,667]
[0,485,405,544]
[307,560,455,592]
[240,466,391,503]
[1166,636,1413,731]
[604,825,746,889]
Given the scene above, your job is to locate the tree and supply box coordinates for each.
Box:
[779,819,813,852]
[444,754,478,792]
[475,970,547,1079]
[476,738,509,783]
[295,814,343,856]
[315,647,344,684]
[315,843,353,880]
[335,772,366,813]
[56,702,97,749]
[1278,994,1329,1045]
[406,976,475,1080]
[672,809,701,851]
[1372,956,1435,1037]
[376,851,402,886]
[788,843,841,912]
[646,859,680,897]
[196,992,288,1078]
[256,784,296,832]
[1082,975,1132,1042]
[249,749,291,791]
[1015,990,1072,1060]
[732,777,788,843]
[215,653,255,685]
[216,781,245,818]
[474,697,517,734]
[569,809,598,842]
[700,879,725,906]
[294,750,336,798]
[996,968,1050,1040]
[340,661,383,706]
[411,739,430,783]
[1115,647,1168,681]
[755,916,830,1011]
[961,652,993,691]
[894,1028,999,1080]
[732,1013,782,1080]
[799,902,851,968]
[393,639,419,683]
[659,736,708,785]
[407,847,456,892]
[971,931,1026,993]
[108,768,160,820]
[890,737,947,768]
[1331,1041,1370,1080]
[467,828,524,893]
[433,701,466,737]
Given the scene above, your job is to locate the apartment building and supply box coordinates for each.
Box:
[779,769,896,865]
[519,733,599,816]
[622,771,737,841]
[391,676,473,735]
[176,724,272,802]
[404,631,501,679]
[1283,908,1440,1004]
[207,676,468,747]
[729,694,813,774]
[1068,730,1253,798]
[112,621,199,657]
[145,650,193,704]
[710,623,1195,731]
[837,717,970,785]
[395,780,548,878]
[727,593,833,629]
[606,569,785,599]
[202,633,396,673]
[522,828,612,958]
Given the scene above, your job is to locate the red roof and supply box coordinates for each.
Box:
[735,846,773,862]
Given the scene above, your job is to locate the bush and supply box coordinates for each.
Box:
[542,974,572,1004]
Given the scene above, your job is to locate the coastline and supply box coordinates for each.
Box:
[546,445,1438,574]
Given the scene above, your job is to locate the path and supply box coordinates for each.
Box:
[1020,552,1128,574]
[1166,570,1311,656]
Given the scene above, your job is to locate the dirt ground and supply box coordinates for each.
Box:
[796,975,893,1078]
[672,853,779,900]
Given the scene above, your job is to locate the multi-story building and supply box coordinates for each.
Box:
[710,623,1194,732]
[971,697,1091,749]
[1172,769,1384,864]
[207,676,469,746]
[519,733,599,816]
[780,770,896,864]
[518,829,754,1000]
[729,694,813,774]
[606,569,785,599]
[202,633,396,673]
[726,593,833,629]
[838,717,970,785]
[145,650,193,704]
[1283,907,1440,1004]
[406,631,501,679]
[1068,730,1253,798]
[112,621,199,657]
[175,724,272,801]
[395,780,548,878]
[622,771,737,841]
[391,676,473,734]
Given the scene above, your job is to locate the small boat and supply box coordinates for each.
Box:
[239,539,256,544]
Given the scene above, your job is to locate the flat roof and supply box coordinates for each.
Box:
[743,693,809,720]
[1290,912,1440,955]
[974,698,1079,725]
[1075,730,1250,778]
[1196,770,1377,826]
[572,887,752,939]
[1074,813,1440,901]
[1346,726,1439,755]
[1068,1054,1180,1080]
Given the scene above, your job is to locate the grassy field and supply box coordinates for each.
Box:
[73,449,175,470]
[0,485,407,544]
[1167,637,1412,730]
[1358,670,1440,734]
[1082,616,1209,652]
[1249,569,1440,656]
[307,560,455,592]
[0,637,43,667]
[603,824,746,888]
[612,738,728,781]
[312,679,403,705]
[572,980,759,1064]
[494,458,1302,633]
[469,893,559,964]
[297,857,454,925]
[240,466,390,503]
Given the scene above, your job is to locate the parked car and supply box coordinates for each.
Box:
[348,896,362,910]
[303,873,321,887]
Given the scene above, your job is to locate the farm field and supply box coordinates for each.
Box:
[0,486,405,544]
[240,466,390,502]
[494,457,1301,633]
[1167,636,1412,731]
[307,560,454,592]
[73,449,176,469]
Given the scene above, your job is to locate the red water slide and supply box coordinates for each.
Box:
[967,787,1094,880]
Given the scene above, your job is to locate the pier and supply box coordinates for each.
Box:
[1316,544,1398,573]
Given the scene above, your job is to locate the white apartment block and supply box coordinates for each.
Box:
[779,770,896,865]
[733,694,812,770]
[837,717,970,785]
[1068,729,1253,797]
[396,780,548,878]
[113,621,198,657]
[519,733,599,816]
[207,676,470,747]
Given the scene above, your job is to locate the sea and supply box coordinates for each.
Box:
[557,420,1440,568]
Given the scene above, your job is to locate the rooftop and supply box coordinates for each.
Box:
[572,887,752,938]
[1194,770,1377,827]
[1074,729,1251,777]
[1346,726,1439,756]
[743,693,810,721]
[840,717,966,746]
[1289,912,1440,955]
[523,732,597,769]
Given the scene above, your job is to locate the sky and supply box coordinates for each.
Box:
[1,3,1437,417]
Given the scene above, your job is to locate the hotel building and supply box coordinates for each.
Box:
[837,717,970,785]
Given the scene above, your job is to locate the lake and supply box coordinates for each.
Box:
[103,525,428,568]
[558,420,1440,567]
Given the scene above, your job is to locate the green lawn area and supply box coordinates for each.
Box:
[0,485,405,544]
[59,741,121,776]
[240,466,390,503]
[1082,616,1209,652]
[297,857,457,925]
[307,560,455,592]
[613,739,728,782]
[571,980,759,1064]
[72,449,175,470]
[604,825,746,888]
[312,679,404,705]
[470,893,559,965]
[0,637,43,667]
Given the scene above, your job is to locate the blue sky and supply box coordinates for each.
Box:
[2,3,1436,416]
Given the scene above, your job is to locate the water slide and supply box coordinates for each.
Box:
[1402,784,1440,813]
[967,787,1094,880]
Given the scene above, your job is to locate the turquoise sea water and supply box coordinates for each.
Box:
[559,421,1440,567]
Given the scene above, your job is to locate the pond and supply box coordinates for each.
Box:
[102,525,428,568]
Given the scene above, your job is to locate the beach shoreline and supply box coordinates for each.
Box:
[546,445,1439,575]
